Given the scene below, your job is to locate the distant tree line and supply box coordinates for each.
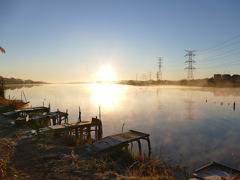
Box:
[120,77,240,87]
[0,76,46,84]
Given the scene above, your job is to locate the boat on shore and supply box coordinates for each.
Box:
[0,100,30,114]
[190,162,240,180]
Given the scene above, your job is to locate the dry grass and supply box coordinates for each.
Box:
[60,133,96,146]
[0,138,15,179]
[125,152,176,179]
[0,97,24,110]
[0,115,188,180]
[0,97,9,106]
[0,132,188,180]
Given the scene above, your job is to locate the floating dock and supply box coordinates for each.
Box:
[85,130,151,156]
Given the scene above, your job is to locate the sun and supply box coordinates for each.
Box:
[97,66,116,82]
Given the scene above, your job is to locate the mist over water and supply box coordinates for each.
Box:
[5,84,240,174]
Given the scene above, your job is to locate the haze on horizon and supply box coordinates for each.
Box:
[1,0,240,83]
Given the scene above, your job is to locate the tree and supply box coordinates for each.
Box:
[0,46,6,97]
[0,46,6,54]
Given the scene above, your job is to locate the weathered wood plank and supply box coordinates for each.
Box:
[86,130,150,155]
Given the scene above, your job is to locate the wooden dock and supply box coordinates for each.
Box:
[2,106,50,118]
[39,117,102,144]
[85,130,151,156]
[26,110,68,128]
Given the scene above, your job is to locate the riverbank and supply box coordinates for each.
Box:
[0,115,186,179]
[117,78,240,87]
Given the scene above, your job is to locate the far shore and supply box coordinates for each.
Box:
[2,77,240,88]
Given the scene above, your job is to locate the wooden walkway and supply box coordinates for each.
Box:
[85,130,151,156]
[26,111,68,128]
[40,117,102,144]
[2,106,50,118]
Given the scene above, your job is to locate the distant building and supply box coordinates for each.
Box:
[232,74,240,82]
[222,74,231,80]
[213,74,240,81]
[232,74,240,79]
[214,74,222,80]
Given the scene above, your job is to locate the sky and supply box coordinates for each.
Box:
[1,0,240,83]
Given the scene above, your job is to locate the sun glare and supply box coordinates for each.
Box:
[97,66,115,82]
[90,84,127,108]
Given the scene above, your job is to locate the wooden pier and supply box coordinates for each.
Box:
[39,117,102,144]
[26,110,68,128]
[2,106,50,118]
[85,130,151,156]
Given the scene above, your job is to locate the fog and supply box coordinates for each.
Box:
[5,84,240,174]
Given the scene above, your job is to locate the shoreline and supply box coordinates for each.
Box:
[0,114,186,179]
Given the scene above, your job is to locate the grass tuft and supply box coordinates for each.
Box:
[0,138,15,179]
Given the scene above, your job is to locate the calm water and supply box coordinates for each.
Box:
[5,84,240,173]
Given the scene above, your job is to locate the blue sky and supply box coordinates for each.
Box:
[1,0,240,82]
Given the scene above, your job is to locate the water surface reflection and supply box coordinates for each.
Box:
[90,84,127,108]
[4,84,240,174]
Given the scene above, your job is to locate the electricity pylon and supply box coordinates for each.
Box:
[185,50,196,80]
[157,57,163,80]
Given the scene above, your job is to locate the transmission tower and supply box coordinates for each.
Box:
[157,57,163,80]
[185,50,196,80]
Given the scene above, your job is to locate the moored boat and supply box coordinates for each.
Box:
[190,162,240,180]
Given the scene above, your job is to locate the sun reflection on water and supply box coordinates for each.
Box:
[90,83,127,108]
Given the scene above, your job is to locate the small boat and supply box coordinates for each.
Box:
[190,162,240,180]
[20,101,30,108]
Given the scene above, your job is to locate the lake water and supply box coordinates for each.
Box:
[5,84,240,174]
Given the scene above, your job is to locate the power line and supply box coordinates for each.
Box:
[198,40,240,56]
[198,51,240,63]
[198,59,240,69]
[185,50,196,80]
[197,48,240,62]
[198,34,240,54]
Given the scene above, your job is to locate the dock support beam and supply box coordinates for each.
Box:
[146,137,151,157]
[137,140,142,155]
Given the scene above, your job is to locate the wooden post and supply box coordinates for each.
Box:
[98,124,102,140]
[99,105,101,120]
[80,127,83,145]
[124,144,128,151]
[98,120,103,139]
[65,110,68,123]
[146,136,152,157]
[130,142,133,153]
[75,128,79,138]
[59,115,62,125]
[137,140,142,155]
[53,117,56,126]
[95,124,98,140]
[78,106,81,122]
[87,126,91,139]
